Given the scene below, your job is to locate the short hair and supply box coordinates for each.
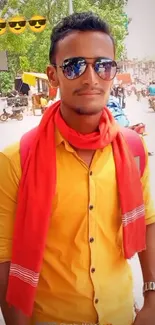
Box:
[49,11,115,64]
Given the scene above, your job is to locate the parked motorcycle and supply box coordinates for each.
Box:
[0,108,23,122]
[136,90,141,102]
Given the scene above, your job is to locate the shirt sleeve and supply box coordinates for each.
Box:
[0,151,20,262]
[140,140,155,225]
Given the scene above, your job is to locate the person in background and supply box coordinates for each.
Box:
[40,94,48,114]
[148,80,155,97]
[40,94,48,108]
[135,81,142,101]
[115,81,126,108]
[126,83,132,96]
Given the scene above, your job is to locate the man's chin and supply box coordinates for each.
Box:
[75,106,104,116]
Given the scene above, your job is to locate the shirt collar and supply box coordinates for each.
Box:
[55,127,75,153]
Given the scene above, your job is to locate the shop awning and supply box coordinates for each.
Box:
[22,72,48,86]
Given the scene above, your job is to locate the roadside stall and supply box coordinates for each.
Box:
[116,72,132,85]
[22,72,57,115]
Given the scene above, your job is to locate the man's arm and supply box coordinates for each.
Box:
[133,141,155,325]
[0,150,29,325]
[138,223,155,306]
[137,139,155,306]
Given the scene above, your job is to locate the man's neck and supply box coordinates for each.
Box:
[60,106,102,134]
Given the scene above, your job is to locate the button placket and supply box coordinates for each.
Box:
[88,171,100,314]
[89,171,98,308]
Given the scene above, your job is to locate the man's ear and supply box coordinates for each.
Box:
[47,65,59,88]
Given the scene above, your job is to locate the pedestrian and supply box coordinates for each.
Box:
[148,80,155,97]
[0,12,155,325]
[135,81,142,101]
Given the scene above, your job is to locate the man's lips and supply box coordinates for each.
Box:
[77,91,101,96]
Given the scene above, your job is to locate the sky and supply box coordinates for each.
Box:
[125,0,155,60]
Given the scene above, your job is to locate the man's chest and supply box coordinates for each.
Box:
[49,144,121,242]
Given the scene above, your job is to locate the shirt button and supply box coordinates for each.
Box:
[89,205,94,210]
[90,171,93,176]
[91,267,95,273]
[95,298,99,304]
[90,237,94,243]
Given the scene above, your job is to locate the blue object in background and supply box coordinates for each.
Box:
[148,85,155,96]
[107,95,129,127]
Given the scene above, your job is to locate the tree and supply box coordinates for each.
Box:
[0,0,128,92]
[0,71,13,94]
[0,0,7,11]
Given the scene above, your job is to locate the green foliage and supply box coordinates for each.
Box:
[0,0,128,93]
[0,0,7,11]
[0,71,13,93]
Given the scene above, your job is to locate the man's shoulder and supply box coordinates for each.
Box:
[0,142,21,178]
[2,141,20,160]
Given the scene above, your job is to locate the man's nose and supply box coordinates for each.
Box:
[81,64,99,86]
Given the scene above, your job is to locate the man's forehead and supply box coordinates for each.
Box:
[56,30,114,62]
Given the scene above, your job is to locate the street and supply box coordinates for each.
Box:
[0,95,155,323]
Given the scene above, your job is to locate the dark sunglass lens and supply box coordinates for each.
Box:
[29,20,36,26]
[9,22,16,27]
[19,21,26,27]
[62,58,86,79]
[0,23,6,28]
[38,19,46,25]
[95,59,117,80]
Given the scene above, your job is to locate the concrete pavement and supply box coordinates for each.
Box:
[0,95,155,323]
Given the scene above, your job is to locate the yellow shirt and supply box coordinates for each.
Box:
[0,130,155,325]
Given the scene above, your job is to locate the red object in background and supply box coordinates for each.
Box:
[116,73,132,85]
[49,86,57,99]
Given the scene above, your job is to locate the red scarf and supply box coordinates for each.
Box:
[6,100,146,316]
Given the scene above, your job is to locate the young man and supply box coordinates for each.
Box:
[0,12,155,325]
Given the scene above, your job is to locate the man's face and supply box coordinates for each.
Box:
[47,31,115,115]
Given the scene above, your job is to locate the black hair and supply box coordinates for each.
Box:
[49,11,115,64]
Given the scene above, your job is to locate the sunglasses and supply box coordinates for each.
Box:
[0,22,6,29]
[8,21,26,28]
[28,19,46,26]
[53,57,117,81]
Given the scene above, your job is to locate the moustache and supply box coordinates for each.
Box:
[73,87,105,95]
